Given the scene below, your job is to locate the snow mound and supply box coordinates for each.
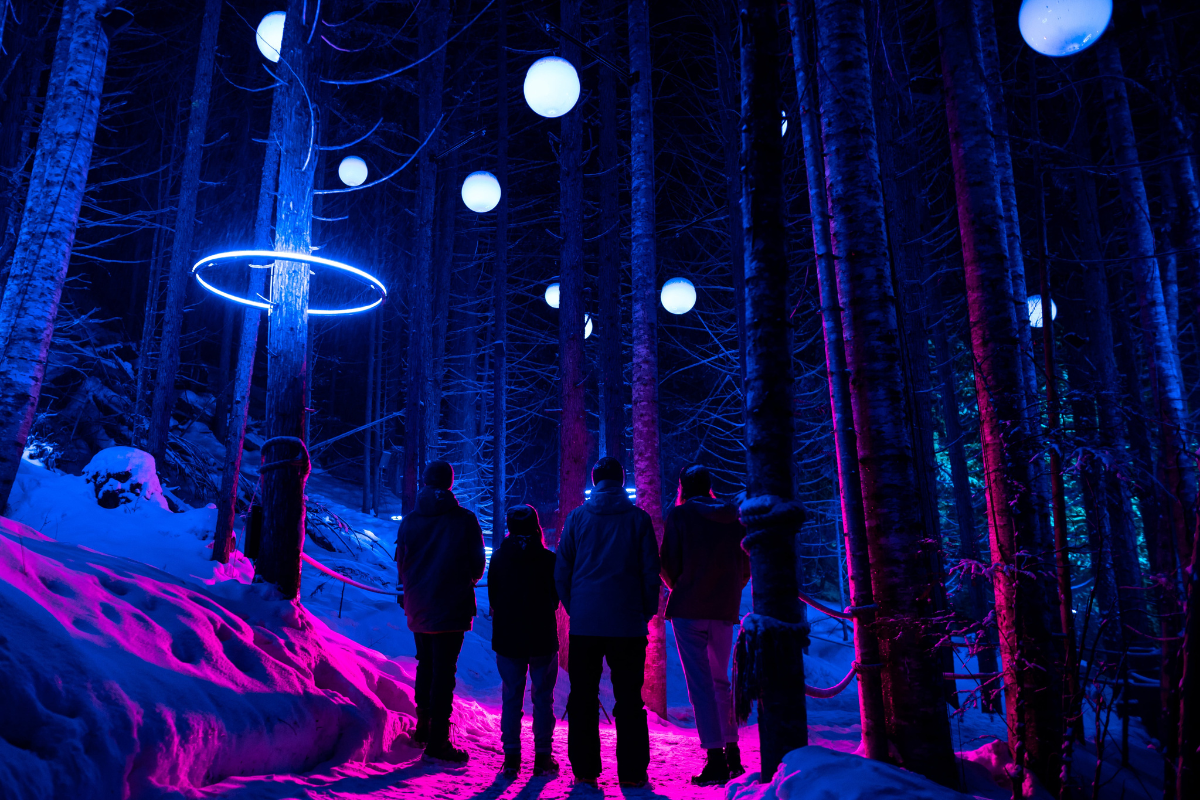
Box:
[83,446,170,510]
[726,745,975,800]
[0,519,418,800]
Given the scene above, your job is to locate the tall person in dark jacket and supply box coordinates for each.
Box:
[396,461,486,764]
[488,505,560,778]
[554,457,660,788]
[661,464,750,786]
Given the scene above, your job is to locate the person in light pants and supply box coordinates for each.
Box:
[660,464,750,786]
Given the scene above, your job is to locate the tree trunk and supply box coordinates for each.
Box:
[363,312,376,513]
[786,0,886,762]
[491,0,508,552]
[255,0,317,600]
[0,0,113,511]
[598,0,624,462]
[814,0,954,784]
[738,0,807,781]
[628,0,667,721]
[146,0,223,466]
[934,0,1062,792]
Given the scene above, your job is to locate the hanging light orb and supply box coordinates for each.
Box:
[545,283,560,309]
[523,56,581,118]
[1027,294,1058,328]
[660,277,697,315]
[1018,0,1111,58]
[584,314,593,340]
[461,171,502,213]
[338,156,368,187]
[781,109,788,137]
[256,11,286,63]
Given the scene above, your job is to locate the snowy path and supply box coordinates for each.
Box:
[200,716,789,799]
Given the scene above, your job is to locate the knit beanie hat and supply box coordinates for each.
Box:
[422,460,454,490]
[506,504,542,539]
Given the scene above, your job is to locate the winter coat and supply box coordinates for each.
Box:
[487,534,560,658]
[554,480,661,638]
[396,487,486,633]
[660,497,750,623]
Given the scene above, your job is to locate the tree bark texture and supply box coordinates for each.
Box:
[814,0,954,785]
[598,0,624,463]
[255,0,317,600]
[628,0,667,721]
[739,0,807,782]
[934,0,1061,791]
[0,0,113,511]
[714,2,747,399]
[786,0,886,763]
[491,0,509,551]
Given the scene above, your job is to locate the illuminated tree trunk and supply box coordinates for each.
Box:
[491,0,509,551]
[934,0,1061,791]
[211,91,283,564]
[363,312,376,513]
[714,2,746,395]
[814,0,954,784]
[598,0,624,462]
[785,0,886,762]
[628,0,666,719]
[146,0,223,466]
[738,0,807,780]
[255,0,317,600]
[0,0,113,511]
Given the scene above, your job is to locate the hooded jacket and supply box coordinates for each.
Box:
[554,480,661,638]
[487,533,560,658]
[660,496,750,623]
[396,487,486,633]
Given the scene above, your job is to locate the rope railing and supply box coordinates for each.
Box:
[797,588,875,621]
[301,552,401,596]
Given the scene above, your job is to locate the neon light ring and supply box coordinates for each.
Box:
[192,250,387,316]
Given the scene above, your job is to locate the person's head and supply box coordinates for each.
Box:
[422,460,454,491]
[677,463,714,505]
[506,504,543,545]
[591,456,624,487]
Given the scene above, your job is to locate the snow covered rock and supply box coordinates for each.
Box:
[82,446,170,510]
[726,745,975,800]
[0,519,417,799]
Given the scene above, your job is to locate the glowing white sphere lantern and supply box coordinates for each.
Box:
[338,156,368,187]
[523,56,581,118]
[584,314,593,339]
[256,11,286,63]
[1027,295,1058,328]
[461,171,501,213]
[660,277,697,315]
[545,283,560,309]
[1018,0,1111,58]
[781,110,788,137]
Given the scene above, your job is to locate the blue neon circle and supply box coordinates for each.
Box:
[191,250,387,316]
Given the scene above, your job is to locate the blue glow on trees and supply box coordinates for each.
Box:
[660,277,696,315]
[255,11,286,63]
[523,56,580,118]
[461,171,501,213]
[1018,0,1111,57]
[338,156,368,187]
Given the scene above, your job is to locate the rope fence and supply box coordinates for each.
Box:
[300,552,401,596]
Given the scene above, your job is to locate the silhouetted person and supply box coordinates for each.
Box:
[488,504,561,778]
[396,460,485,764]
[555,457,660,787]
[661,464,750,785]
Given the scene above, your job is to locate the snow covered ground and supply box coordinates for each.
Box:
[0,452,1165,799]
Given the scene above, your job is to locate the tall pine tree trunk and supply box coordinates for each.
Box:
[146,0,223,465]
[785,0,886,762]
[628,0,666,721]
[491,0,509,551]
[814,0,954,784]
[255,0,317,600]
[934,0,1061,791]
[598,0,624,462]
[0,0,113,510]
[739,0,807,780]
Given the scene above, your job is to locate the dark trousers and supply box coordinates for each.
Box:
[496,653,558,753]
[413,631,466,744]
[567,634,649,781]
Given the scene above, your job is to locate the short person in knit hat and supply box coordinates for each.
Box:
[487,505,561,778]
[396,460,486,765]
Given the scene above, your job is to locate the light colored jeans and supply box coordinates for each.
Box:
[496,653,558,754]
[672,618,737,749]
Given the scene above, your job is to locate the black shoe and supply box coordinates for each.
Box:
[532,752,560,776]
[725,741,745,779]
[501,751,520,778]
[618,773,648,788]
[411,713,429,748]
[692,748,730,786]
[573,774,599,788]
[424,740,469,765]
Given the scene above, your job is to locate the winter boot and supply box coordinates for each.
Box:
[532,752,560,777]
[725,741,745,779]
[618,773,648,788]
[691,748,730,786]
[411,711,429,747]
[424,739,469,765]
[501,751,521,778]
